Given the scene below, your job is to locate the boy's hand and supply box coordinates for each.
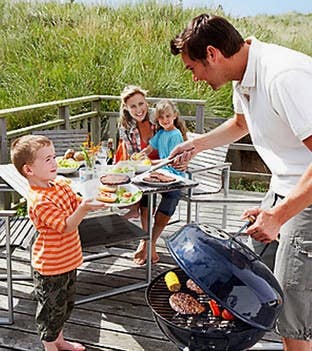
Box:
[80,198,107,212]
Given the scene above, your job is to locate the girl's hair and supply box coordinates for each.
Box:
[10,135,52,176]
[155,100,188,141]
[119,85,150,129]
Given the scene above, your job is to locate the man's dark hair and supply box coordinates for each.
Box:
[170,14,244,60]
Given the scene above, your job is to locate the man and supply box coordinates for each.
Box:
[169,14,312,351]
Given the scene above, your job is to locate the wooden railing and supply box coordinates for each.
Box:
[0,94,270,184]
[0,95,206,163]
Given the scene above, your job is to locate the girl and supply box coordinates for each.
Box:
[134,99,188,265]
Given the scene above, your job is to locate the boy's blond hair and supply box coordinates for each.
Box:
[11,135,52,176]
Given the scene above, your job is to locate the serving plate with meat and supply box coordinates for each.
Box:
[134,170,181,186]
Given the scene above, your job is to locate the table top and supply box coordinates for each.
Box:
[0,163,198,200]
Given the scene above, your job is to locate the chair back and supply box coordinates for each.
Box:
[187,132,230,194]
[32,129,88,156]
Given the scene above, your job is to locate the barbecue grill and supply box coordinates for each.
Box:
[146,223,283,351]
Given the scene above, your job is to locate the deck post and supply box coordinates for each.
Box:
[91,99,101,144]
[0,118,8,164]
[58,105,70,130]
[195,104,205,133]
[0,118,10,210]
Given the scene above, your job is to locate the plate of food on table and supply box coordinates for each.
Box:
[76,175,142,208]
[56,148,85,174]
[134,169,181,186]
[56,157,80,174]
[130,153,152,173]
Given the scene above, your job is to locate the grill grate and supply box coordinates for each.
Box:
[148,267,250,333]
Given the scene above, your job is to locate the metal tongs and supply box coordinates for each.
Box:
[133,147,195,180]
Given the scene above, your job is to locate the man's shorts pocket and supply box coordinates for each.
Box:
[285,231,312,291]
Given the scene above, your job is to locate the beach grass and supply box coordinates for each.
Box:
[0,0,311,129]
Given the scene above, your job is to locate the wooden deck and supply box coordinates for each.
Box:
[0,192,283,351]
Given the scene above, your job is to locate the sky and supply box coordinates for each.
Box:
[68,0,312,17]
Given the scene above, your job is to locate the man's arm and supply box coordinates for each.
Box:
[170,113,249,165]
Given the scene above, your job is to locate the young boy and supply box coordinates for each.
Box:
[11,135,106,351]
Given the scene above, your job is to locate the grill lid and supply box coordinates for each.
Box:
[166,223,283,331]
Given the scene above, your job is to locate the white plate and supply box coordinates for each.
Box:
[57,167,79,174]
[74,179,142,208]
[56,157,80,174]
[133,169,181,187]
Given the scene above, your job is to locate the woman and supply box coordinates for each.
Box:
[118,85,159,264]
[119,85,159,160]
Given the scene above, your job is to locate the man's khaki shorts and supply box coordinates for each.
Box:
[253,190,311,340]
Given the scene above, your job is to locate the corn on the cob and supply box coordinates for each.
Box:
[164,271,181,292]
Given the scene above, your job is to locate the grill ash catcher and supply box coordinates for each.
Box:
[146,223,283,351]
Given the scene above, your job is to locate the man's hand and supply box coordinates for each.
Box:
[242,208,281,243]
[169,140,196,169]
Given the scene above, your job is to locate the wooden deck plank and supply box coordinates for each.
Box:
[0,190,283,351]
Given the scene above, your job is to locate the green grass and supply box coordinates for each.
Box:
[230,177,269,193]
[0,1,311,130]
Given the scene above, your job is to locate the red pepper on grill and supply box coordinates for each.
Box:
[222,308,235,320]
[208,299,221,317]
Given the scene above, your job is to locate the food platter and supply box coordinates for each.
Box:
[115,159,152,174]
[73,179,142,208]
[133,170,181,187]
[56,157,80,174]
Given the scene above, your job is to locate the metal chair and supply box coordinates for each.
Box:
[181,133,263,228]
[183,144,231,227]
[0,211,34,324]
[32,129,88,156]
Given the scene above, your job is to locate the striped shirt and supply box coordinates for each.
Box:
[28,180,83,276]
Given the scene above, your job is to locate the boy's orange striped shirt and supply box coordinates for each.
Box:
[28,181,83,276]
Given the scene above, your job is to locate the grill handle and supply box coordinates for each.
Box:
[231,215,255,239]
[228,216,263,262]
[230,216,277,259]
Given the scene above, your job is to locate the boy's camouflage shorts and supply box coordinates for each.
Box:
[33,269,77,342]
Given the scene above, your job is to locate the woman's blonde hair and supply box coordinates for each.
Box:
[154,99,188,141]
[119,85,150,129]
[11,135,52,176]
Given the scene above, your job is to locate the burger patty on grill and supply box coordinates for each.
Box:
[169,292,205,315]
[186,279,205,295]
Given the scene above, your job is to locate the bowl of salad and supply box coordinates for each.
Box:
[130,153,152,173]
[56,157,80,174]
[112,161,136,178]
